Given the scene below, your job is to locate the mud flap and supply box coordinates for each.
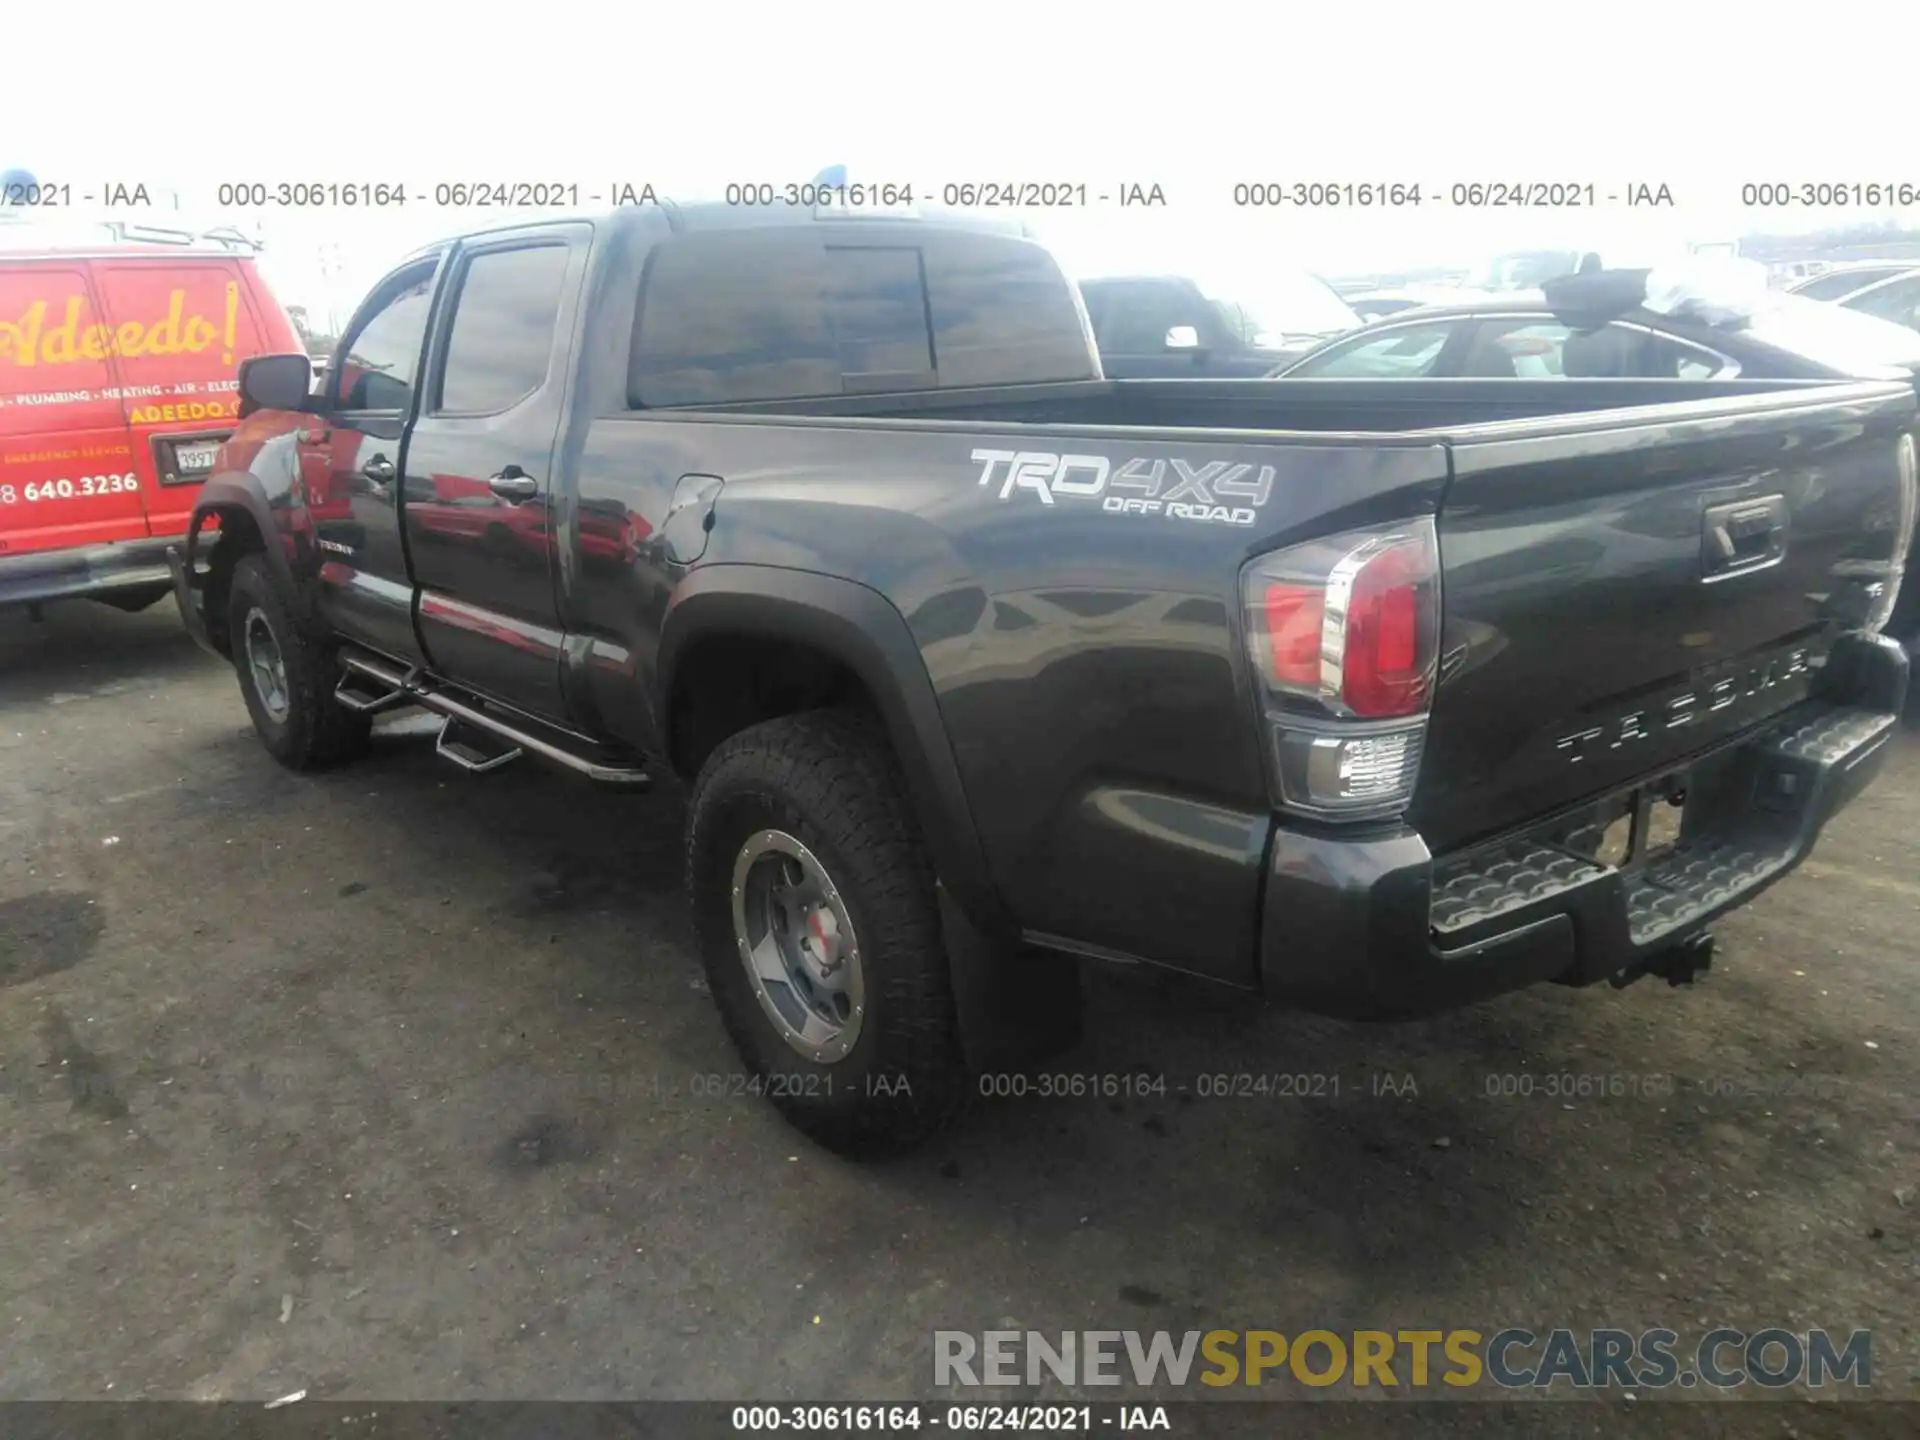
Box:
[938,884,1084,1075]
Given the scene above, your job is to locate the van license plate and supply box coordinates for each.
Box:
[175,441,220,474]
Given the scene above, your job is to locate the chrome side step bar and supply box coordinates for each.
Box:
[337,653,652,789]
[435,717,523,774]
[335,665,415,714]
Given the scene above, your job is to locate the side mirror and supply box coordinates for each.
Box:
[1164,325,1201,351]
[237,353,315,416]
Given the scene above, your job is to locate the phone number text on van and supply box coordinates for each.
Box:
[0,473,141,505]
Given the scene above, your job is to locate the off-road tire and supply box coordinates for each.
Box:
[685,709,968,1156]
[227,554,370,770]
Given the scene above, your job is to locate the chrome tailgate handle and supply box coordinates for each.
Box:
[1703,494,1788,580]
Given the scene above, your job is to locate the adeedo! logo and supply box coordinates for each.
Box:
[970,447,1275,527]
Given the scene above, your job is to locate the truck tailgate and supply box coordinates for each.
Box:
[1413,383,1916,855]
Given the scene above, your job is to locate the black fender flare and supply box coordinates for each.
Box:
[657,564,1008,939]
[184,470,327,635]
[186,471,294,586]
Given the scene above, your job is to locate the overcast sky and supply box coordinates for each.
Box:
[13,1,1918,324]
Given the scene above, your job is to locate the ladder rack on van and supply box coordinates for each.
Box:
[0,209,262,255]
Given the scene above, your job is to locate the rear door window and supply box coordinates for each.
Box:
[434,244,570,414]
[1283,321,1456,378]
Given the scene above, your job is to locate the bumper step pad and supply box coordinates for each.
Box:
[1762,705,1895,766]
[1624,838,1793,946]
[1428,701,1897,955]
[1430,842,1609,937]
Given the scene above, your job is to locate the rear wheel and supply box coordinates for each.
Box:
[226,554,369,770]
[685,709,967,1156]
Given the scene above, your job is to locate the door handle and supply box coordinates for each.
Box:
[363,455,396,483]
[488,468,540,503]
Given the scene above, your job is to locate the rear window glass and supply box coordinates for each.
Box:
[629,232,839,406]
[918,233,1094,387]
[825,247,933,384]
[628,228,1092,406]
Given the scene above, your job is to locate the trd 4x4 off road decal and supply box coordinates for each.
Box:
[969,448,1274,527]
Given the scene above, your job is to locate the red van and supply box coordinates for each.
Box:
[0,242,302,613]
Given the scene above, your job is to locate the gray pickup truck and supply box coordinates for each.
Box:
[171,201,1916,1155]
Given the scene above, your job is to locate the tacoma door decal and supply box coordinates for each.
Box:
[969,446,1274,528]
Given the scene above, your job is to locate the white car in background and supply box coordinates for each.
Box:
[1791,263,1920,306]
[1835,268,1920,334]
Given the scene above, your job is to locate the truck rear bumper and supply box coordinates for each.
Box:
[0,536,176,609]
[1259,635,1908,1019]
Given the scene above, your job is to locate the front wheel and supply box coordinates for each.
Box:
[685,709,968,1156]
[226,553,370,771]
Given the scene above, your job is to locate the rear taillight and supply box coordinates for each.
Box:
[1242,518,1441,820]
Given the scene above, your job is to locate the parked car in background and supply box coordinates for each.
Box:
[1078,269,1360,377]
[1787,263,1917,302]
[1769,260,1829,288]
[1275,270,1920,382]
[1,234,301,613]
[1463,249,1597,291]
[1275,269,1920,662]
[1837,268,1920,335]
[1347,285,1493,323]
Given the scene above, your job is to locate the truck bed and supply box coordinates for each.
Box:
[575,375,1913,994]
[712,374,1876,433]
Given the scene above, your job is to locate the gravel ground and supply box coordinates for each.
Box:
[2,602,1916,1431]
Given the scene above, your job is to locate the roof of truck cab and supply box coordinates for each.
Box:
[401,199,1034,262]
[1079,274,1200,285]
